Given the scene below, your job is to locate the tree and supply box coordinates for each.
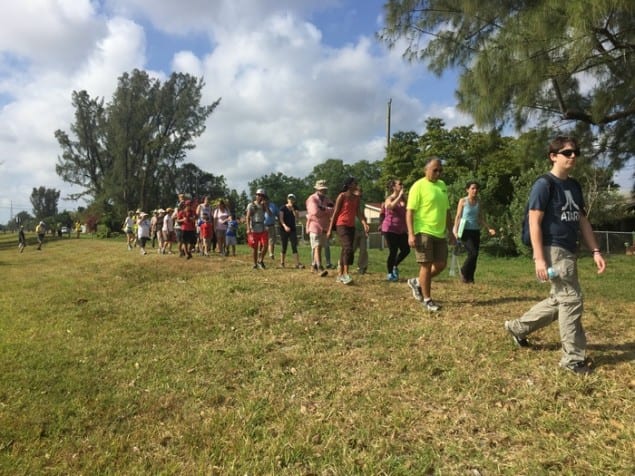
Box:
[14,211,33,230]
[382,130,422,189]
[54,91,109,201]
[379,1,635,181]
[347,160,383,203]
[248,172,310,210]
[30,186,60,221]
[175,162,229,203]
[56,69,221,218]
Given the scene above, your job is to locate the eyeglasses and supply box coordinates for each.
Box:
[558,149,580,157]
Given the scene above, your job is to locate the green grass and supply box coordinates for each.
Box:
[1,232,634,474]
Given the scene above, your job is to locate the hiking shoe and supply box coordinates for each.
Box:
[258,261,266,269]
[392,267,399,279]
[561,360,593,375]
[504,321,530,348]
[341,274,352,285]
[407,278,423,302]
[422,299,440,312]
[326,264,336,269]
[386,273,398,282]
[320,269,328,277]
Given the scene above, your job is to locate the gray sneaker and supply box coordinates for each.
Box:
[422,299,440,312]
[561,360,593,375]
[504,321,530,348]
[407,278,423,302]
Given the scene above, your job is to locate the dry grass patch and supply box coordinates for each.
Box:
[0,234,633,474]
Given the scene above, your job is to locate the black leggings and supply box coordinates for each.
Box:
[279,227,298,254]
[384,232,410,273]
[460,229,481,282]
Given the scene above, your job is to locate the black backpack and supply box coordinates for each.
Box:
[521,174,556,247]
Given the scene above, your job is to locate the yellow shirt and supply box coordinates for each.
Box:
[406,177,449,238]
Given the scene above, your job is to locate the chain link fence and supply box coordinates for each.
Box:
[593,231,635,254]
[298,226,634,255]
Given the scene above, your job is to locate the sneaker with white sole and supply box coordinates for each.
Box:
[504,321,530,348]
[407,278,423,302]
[422,299,440,312]
[561,360,593,375]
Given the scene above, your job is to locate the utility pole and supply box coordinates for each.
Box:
[386,98,392,148]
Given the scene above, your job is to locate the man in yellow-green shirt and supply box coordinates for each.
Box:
[406,157,455,312]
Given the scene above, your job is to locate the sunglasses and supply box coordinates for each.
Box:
[558,149,580,157]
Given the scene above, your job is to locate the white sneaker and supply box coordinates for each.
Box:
[422,299,440,312]
[407,278,423,302]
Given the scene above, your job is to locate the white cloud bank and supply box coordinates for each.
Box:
[0,0,471,222]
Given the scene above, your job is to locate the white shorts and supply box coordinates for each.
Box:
[309,232,327,250]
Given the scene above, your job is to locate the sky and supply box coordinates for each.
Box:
[0,0,631,224]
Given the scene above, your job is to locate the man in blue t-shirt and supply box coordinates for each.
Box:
[505,136,606,375]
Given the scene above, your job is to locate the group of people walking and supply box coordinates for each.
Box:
[402,136,605,375]
[123,195,238,259]
[119,135,605,375]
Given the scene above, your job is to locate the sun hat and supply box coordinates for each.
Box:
[287,193,296,200]
[256,188,266,195]
[314,180,328,190]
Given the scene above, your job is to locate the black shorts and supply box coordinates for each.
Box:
[182,230,197,245]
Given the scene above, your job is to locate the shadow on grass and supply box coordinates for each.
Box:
[587,342,635,366]
[530,342,635,367]
[453,296,540,306]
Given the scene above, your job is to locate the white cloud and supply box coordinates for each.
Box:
[0,0,471,223]
[0,0,103,69]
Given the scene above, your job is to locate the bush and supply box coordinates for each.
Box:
[96,224,112,239]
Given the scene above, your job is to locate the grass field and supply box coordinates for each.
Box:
[1,232,634,475]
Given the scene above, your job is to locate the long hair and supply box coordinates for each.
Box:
[340,176,357,193]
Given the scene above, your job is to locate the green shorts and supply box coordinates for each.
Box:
[414,233,448,263]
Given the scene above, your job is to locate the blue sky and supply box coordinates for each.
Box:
[0,0,629,224]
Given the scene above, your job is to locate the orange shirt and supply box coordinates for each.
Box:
[336,194,360,227]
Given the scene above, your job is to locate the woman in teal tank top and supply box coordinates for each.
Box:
[452,181,496,283]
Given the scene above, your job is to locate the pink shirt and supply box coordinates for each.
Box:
[305,191,332,234]
[381,200,407,234]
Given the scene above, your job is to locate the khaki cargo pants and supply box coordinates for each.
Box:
[507,246,586,368]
